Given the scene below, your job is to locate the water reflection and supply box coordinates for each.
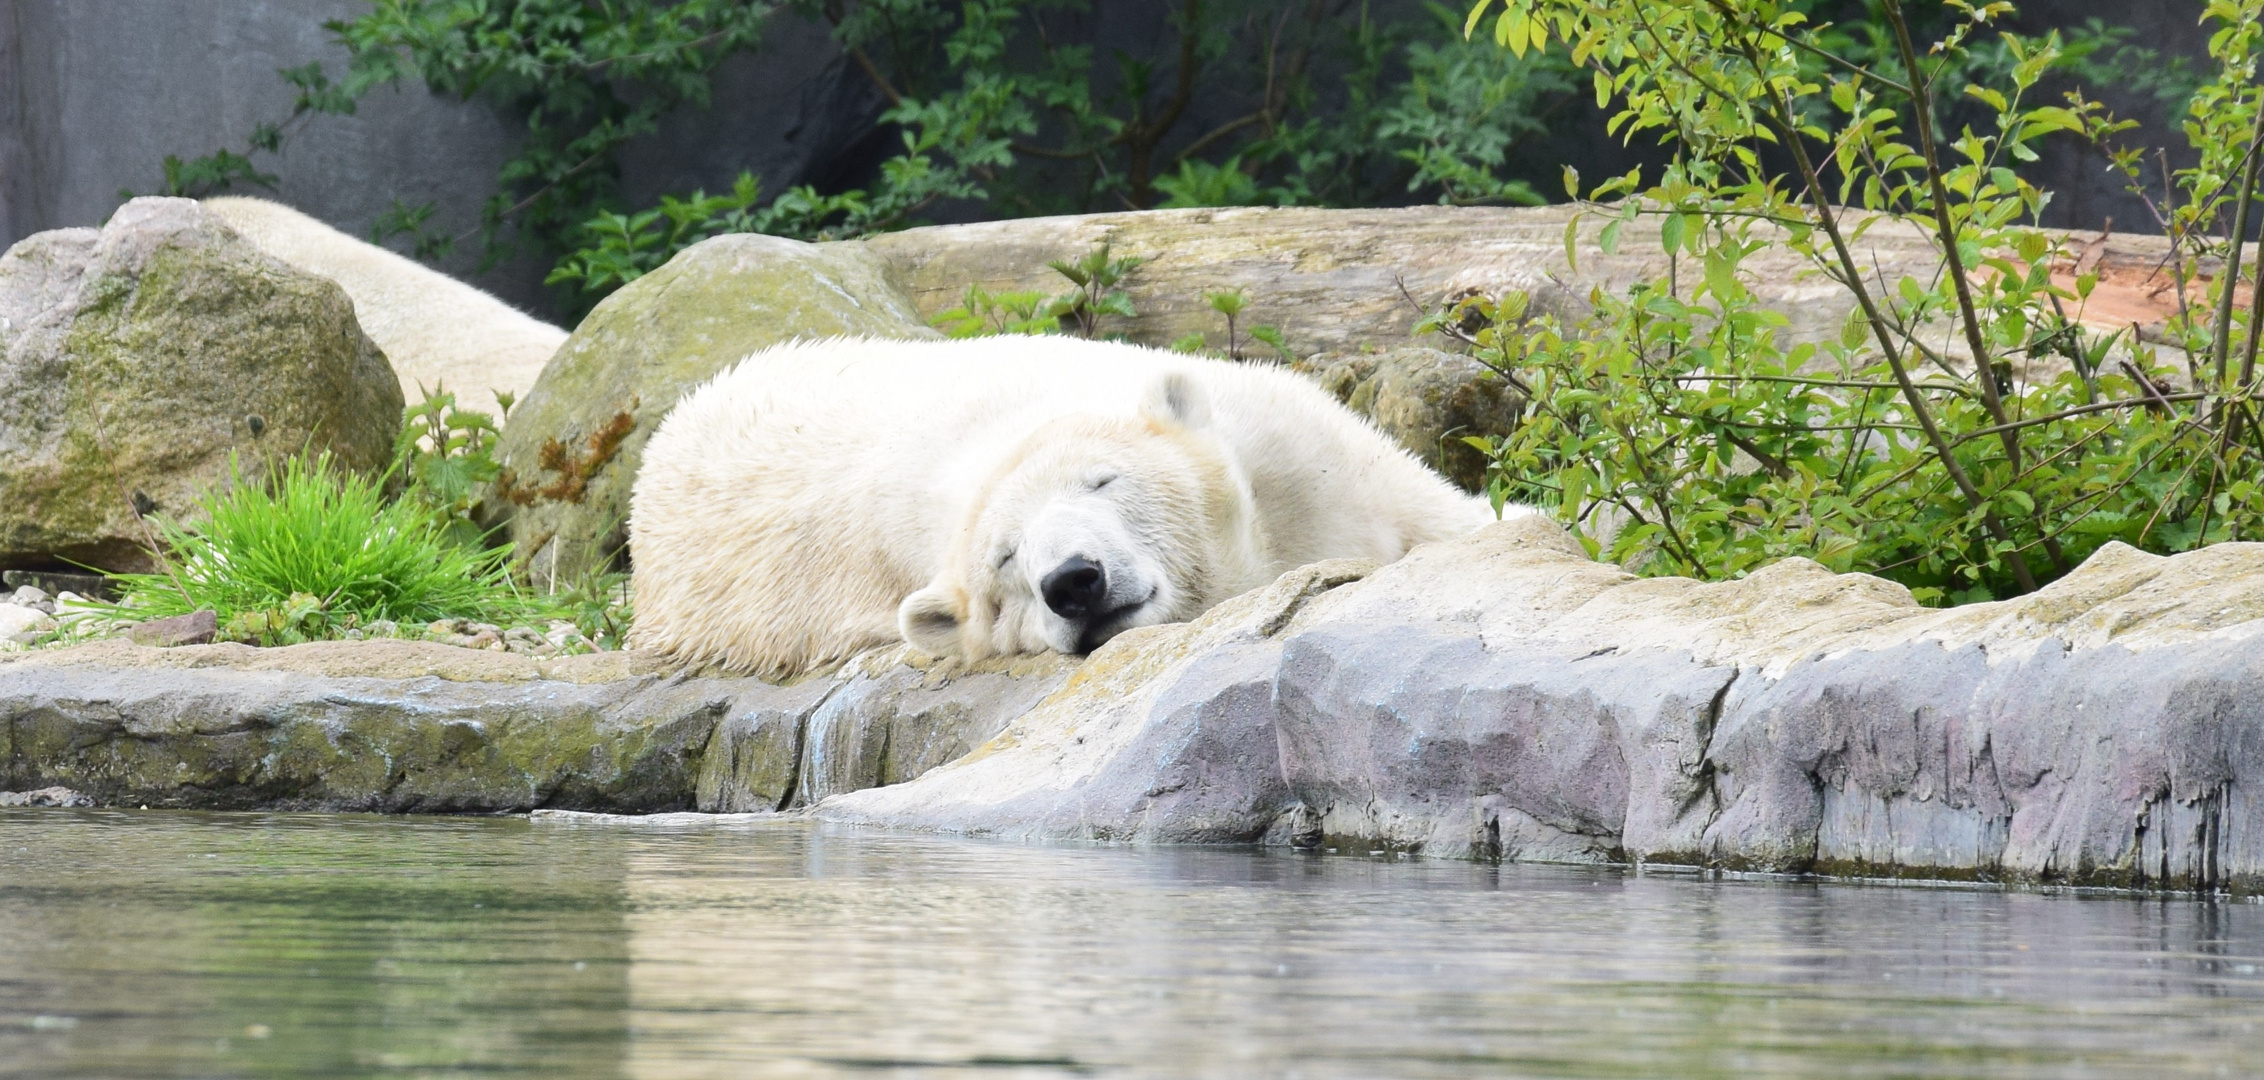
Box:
[3,810,2260,1078]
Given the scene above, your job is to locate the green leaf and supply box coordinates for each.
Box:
[1703,248,1740,300]
[1841,305,1871,349]
[1659,211,1685,255]
[1463,0,1494,39]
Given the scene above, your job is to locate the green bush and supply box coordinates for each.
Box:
[1450,0,2262,603]
[102,452,538,645]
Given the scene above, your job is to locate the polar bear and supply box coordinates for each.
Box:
[202,196,567,412]
[629,335,1518,677]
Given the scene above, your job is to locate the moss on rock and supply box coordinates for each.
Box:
[0,198,401,572]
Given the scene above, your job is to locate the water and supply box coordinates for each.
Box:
[2,811,2260,1079]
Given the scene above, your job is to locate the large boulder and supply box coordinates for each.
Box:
[8,521,2264,894]
[854,205,1924,356]
[0,197,402,572]
[817,521,2264,894]
[203,196,569,413]
[491,233,937,588]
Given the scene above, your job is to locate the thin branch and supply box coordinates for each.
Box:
[2211,99,2264,384]
[457,149,606,243]
[1882,0,2017,446]
[1727,20,2038,591]
[1946,390,2207,446]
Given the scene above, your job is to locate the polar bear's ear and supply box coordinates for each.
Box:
[1140,371,1212,431]
[898,584,966,657]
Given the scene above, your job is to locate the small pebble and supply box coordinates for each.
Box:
[0,603,45,638]
[9,585,49,606]
[366,620,399,638]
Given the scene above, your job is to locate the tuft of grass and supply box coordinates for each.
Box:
[104,451,538,644]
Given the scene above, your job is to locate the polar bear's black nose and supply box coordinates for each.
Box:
[1041,557,1107,620]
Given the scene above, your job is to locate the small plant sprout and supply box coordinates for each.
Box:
[933,285,1062,338]
[389,384,506,548]
[1045,242,1144,338]
[1201,288,1290,361]
[930,242,1144,340]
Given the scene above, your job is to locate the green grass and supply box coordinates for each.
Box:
[105,452,540,645]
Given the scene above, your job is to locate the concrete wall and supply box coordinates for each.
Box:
[0,0,882,321]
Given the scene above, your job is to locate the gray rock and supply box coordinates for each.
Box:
[489,233,938,588]
[818,519,2264,894]
[0,603,45,639]
[791,653,1074,808]
[1295,347,1521,492]
[0,198,402,573]
[8,510,2264,894]
[0,786,94,808]
[2,569,107,600]
[0,638,1059,816]
[127,609,216,647]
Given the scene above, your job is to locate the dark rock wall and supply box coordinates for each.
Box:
[0,0,880,321]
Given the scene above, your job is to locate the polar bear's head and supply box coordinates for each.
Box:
[898,373,1263,661]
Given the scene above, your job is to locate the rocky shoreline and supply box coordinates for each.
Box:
[7,519,2260,895]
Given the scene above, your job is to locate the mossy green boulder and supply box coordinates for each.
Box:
[0,197,402,572]
[492,233,937,588]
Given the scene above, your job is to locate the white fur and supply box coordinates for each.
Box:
[630,336,1517,677]
[202,196,567,412]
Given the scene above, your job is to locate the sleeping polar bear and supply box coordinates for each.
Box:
[629,335,1520,677]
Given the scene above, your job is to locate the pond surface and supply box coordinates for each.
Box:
[2,810,2260,1078]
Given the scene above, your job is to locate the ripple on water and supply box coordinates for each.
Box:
[1,809,2260,1079]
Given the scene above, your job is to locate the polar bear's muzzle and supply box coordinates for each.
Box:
[1040,555,1158,653]
[1039,556,1108,620]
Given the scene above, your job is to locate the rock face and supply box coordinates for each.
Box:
[1296,347,1520,491]
[490,233,937,587]
[0,197,402,572]
[0,638,1066,815]
[818,519,2264,894]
